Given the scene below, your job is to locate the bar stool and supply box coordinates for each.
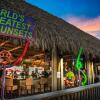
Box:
[39,77,48,92]
[18,79,26,96]
[33,80,41,93]
[5,78,18,98]
[25,78,33,94]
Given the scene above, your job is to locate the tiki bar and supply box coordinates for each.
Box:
[0,0,100,100]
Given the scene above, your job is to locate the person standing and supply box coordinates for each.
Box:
[65,68,75,87]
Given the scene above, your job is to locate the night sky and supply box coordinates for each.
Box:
[25,0,100,39]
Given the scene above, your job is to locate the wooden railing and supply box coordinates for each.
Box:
[11,82,100,100]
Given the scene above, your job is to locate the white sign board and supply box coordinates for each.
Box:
[57,72,61,78]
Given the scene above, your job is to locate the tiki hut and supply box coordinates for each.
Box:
[0,0,100,99]
[0,0,100,58]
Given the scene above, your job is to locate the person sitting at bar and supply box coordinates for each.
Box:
[13,71,18,79]
[65,68,75,87]
[20,71,25,79]
[31,71,37,79]
[42,70,49,78]
[9,70,14,79]
[25,71,29,78]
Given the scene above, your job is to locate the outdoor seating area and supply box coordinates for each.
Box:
[0,77,52,99]
[0,0,100,100]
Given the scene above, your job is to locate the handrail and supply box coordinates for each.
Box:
[10,82,100,100]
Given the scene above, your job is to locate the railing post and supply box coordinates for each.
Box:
[63,95,66,100]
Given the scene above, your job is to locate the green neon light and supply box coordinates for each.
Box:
[75,48,87,86]
[75,48,84,70]
[81,70,88,86]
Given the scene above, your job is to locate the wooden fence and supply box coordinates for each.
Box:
[10,83,100,100]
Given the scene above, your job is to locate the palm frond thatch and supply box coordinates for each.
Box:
[0,0,100,57]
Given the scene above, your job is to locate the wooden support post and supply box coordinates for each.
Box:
[60,58,64,90]
[57,58,64,90]
[91,62,95,83]
[57,59,61,90]
[51,46,57,91]
[1,66,6,100]
[87,61,95,84]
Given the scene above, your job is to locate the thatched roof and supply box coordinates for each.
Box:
[0,0,100,57]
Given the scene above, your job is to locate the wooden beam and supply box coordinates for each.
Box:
[87,61,95,84]
[52,45,57,91]
[0,41,9,46]
[60,58,64,90]
[32,53,44,58]
[9,46,22,52]
[57,59,61,90]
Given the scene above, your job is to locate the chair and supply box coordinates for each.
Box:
[18,79,26,96]
[45,77,52,92]
[5,78,18,98]
[39,77,47,92]
[32,80,41,93]
[25,78,33,94]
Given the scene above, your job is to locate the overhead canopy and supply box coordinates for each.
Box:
[0,0,100,57]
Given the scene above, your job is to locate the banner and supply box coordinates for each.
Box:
[0,9,35,39]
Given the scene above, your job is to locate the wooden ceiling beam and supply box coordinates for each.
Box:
[0,41,9,46]
[9,46,22,52]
